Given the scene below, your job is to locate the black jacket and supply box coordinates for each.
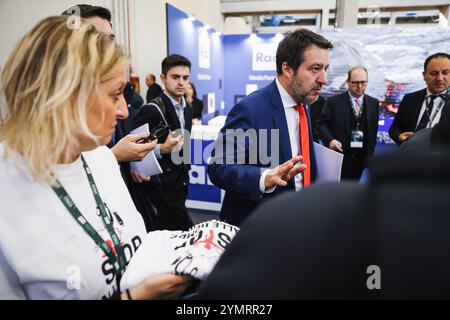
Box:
[146,83,163,104]
[317,91,379,157]
[309,95,326,143]
[190,98,204,120]
[389,89,427,145]
[131,93,192,186]
[399,98,450,153]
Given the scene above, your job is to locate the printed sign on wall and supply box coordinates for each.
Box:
[199,28,211,69]
[252,42,277,71]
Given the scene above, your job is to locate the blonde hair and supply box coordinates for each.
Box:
[0,15,127,185]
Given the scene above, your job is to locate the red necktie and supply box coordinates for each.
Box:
[294,104,311,187]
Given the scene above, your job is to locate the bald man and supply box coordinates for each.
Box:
[145,73,163,103]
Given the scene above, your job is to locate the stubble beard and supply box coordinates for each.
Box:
[291,75,313,105]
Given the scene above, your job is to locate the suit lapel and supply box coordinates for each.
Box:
[269,81,292,165]
[411,89,427,127]
[363,95,371,132]
[161,94,182,129]
[184,102,193,132]
[343,92,352,136]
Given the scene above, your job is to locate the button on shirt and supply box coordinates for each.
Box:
[154,92,186,159]
[260,79,304,193]
[416,89,446,129]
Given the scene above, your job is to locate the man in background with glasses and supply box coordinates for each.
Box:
[389,52,450,146]
[318,66,379,181]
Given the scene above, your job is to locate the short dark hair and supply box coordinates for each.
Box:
[424,52,450,71]
[161,54,191,76]
[61,4,112,25]
[276,28,333,75]
[150,74,156,82]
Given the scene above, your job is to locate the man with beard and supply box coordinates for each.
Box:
[208,29,333,226]
[318,66,379,181]
[389,52,450,145]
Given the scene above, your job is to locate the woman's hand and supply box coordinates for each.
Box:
[112,133,157,162]
[122,274,194,300]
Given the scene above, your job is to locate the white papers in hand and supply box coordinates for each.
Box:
[313,142,343,182]
[130,124,163,177]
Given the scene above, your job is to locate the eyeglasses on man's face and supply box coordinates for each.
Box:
[350,81,368,86]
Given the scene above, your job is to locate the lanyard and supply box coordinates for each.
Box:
[52,155,127,282]
[426,96,446,128]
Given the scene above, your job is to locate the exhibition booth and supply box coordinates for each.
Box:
[165,3,450,212]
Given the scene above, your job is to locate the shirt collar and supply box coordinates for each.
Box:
[426,88,448,99]
[164,91,186,109]
[276,78,297,109]
[348,91,363,104]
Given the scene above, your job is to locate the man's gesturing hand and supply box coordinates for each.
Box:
[264,156,307,189]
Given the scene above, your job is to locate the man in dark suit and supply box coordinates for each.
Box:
[399,97,450,153]
[389,52,450,145]
[318,66,379,181]
[208,29,333,226]
[132,55,193,231]
[145,73,163,103]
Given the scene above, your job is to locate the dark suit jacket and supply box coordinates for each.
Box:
[317,91,379,157]
[132,93,192,188]
[389,89,427,145]
[399,98,450,153]
[208,80,317,226]
[146,83,163,104]
[199,151,450,299]
[190,98,204,120]
[309,95,326,143]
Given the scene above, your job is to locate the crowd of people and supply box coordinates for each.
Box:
[0,3,449,300]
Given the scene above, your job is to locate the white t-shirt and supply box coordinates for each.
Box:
[120,220,239,290]
[0,144,147,300]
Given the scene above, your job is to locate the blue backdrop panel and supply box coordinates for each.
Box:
[188,139,221,203]
[166,3,224,124]
[223,34,278,114]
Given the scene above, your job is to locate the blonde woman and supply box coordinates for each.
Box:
[0,16,192,300]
